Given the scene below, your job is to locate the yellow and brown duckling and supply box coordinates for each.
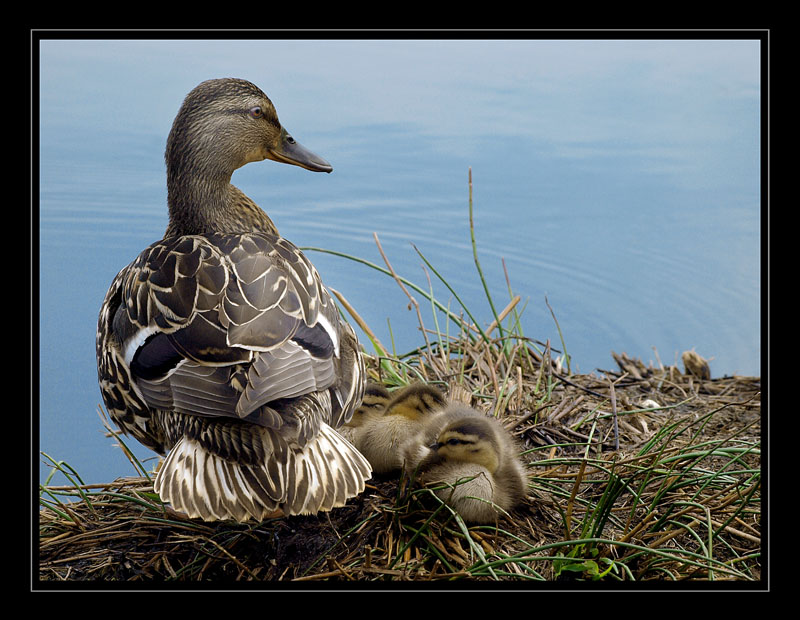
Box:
[96,78,371,522]
[401,404,527,524]
[348,383,447,474]
[338,382,392,444]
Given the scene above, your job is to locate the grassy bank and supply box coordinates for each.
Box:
[39,342,761,583]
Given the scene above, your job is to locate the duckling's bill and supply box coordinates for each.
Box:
[267,127,332,173]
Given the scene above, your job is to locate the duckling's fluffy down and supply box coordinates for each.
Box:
[419,462,504,524]
[401,404,528,524]
[345,383,447,474]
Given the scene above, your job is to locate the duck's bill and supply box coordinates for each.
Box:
[267,128,333,173]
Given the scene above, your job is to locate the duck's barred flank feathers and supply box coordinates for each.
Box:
[96,78,369,521]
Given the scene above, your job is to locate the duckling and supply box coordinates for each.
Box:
[96,78,371,522]
[401,404,527,524]
[352,383,447,474]
[338,382,391,444]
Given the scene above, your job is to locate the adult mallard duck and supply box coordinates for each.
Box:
[401,404,527,524]
[96,78,371,522]
[349,383,447,474]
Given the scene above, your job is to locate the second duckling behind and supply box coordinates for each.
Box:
[348,383,447,474]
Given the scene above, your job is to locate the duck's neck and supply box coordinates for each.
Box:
[165,152,278,238]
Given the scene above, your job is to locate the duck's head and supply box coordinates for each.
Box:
[429,417,501,473]
[384,384,447,422]
[166,78,332,181]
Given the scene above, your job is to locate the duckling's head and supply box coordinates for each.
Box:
[384,384,447,422]
[430,417,501,474]
[166,78,332,182]
[346,382,391,428]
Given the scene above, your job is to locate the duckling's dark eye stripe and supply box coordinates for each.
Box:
[438,438,467,447]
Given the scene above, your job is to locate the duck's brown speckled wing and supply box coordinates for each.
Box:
[96,232,368,520]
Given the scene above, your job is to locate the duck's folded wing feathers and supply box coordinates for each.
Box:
[106,232,350,438]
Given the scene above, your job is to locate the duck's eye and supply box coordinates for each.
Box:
[248,106,264,119]
[447,438,463,446]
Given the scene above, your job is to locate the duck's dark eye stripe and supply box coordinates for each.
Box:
[223,107,280,127]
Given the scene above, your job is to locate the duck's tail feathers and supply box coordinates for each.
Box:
[154,424,371,522]
[282,423,372,516]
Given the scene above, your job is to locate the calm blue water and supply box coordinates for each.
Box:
[37,38,762,487]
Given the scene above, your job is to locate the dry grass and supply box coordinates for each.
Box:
[39,334,761,585]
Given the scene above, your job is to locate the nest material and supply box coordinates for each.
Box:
[39,343,761,584]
